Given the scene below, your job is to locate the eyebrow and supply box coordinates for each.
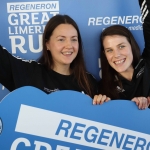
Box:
[117,42,125,46]
[56,35,78,38]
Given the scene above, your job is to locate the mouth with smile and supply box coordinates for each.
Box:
[114,58,125,65]
[61,51,73,56]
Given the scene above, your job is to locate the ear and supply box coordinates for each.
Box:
[46,41,50,51]
[103,50,106,55]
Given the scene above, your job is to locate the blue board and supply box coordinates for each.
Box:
[0,86,150,150]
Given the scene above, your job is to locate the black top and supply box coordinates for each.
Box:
[0,45,98,98]
[117,0,150,99]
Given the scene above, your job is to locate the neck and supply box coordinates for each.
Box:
[119,68,134,81]
[52,64,71,75]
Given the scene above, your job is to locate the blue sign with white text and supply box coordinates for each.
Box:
[0,86,150,150]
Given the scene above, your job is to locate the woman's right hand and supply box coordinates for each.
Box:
[93,94,111,105]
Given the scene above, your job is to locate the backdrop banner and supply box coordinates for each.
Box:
[0,86,150,150]
[0,0,144,100]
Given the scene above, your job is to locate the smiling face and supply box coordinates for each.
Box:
[46,24,79,72]
[103,35,134,79]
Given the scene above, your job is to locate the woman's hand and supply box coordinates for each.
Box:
[147,96,150,106]
[132,97,148,109]
[93,94,110,105]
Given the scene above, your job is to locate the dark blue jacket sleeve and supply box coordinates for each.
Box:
[139,0,150,60]
[0,45,37,91]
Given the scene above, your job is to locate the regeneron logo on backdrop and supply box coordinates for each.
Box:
[7,1,59,54]
[88,16,143,26]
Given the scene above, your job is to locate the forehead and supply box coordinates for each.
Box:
[52,24,78,36]
[104,35,128,41]
[103,35,129,47]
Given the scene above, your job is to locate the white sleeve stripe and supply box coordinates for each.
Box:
[143,10,149,20]
[142,5,147,14]
[141,1,149,21]
[141,0,146,11]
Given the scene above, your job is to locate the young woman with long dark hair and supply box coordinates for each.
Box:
[93,0,150,109]
[0,15,98,98]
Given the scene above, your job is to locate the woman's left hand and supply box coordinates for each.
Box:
[147,96,150,106]
[132,97,148,109]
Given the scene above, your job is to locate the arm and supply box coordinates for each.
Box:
[0,45,14,91]
[130,0,150,109]
[0,45,36,91]
[139,0,150,59]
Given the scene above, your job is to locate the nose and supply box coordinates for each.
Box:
[65,39,72,49]
[114,49,121,58]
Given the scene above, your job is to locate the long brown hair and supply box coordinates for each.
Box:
[38,14,95,97]
[100,25,141,99]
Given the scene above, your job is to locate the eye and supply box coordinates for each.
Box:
[71,38,78,42]
[105,49,113,53]
[119,45,125,49]
[58,38,64,41]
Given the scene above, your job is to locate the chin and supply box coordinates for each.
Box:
[63,62,73,65]
[65,60,74,64]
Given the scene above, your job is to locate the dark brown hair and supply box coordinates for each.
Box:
[38,14,95,97]
[100,25,141,99]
